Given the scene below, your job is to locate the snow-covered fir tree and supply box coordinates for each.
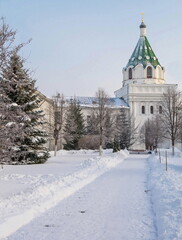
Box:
[104,110,114,148]
[64,98,85,150]
[2,52,49,164]
[0,82,27,164]
[86,112,99,135]
[112,135,120,152]
[115,109,132,149]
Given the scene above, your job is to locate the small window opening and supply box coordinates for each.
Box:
[142,106,145,114]
[129,68,132,79]
[147,66,152,78]
[150,106,154,114]
[159,106,162,114]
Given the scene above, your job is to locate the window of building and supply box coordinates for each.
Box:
[147,66,152,78]
[142,106,145,114]
[159,105,162,114]
[129,68,132,79]
[150,106,154,114]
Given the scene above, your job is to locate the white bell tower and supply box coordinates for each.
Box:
[114,19,177,150]
[122,19,165,88]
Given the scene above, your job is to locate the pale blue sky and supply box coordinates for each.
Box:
[1,0,182,97]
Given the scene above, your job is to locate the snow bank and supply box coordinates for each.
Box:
[0,150,128,239]
[148,152,182,240]
[49,149,113,156]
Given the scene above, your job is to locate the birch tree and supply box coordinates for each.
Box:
[52,93,65,156]
[140,116,163,150]
[95,88,109,156]
[160,87,182,155]
[0,18,30,71]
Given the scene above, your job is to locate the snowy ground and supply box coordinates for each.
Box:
[0,149,182,240]
[0,150,128,239]
[148,149,182,240]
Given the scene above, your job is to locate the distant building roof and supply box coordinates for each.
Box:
[65,96,129,108]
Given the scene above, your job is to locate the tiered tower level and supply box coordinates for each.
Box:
[122,20,165,86]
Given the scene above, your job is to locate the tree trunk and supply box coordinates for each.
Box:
[172,139,175,156]
[54,144,57,156]
[54,138,58,156]
[99,145,103,156]
[99,127,103,156]
[60,131,63,150]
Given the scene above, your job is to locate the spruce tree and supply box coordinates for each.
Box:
[119,109,131,149]
[86,112,99,135]
[113,136,120,152]
[64,99,85,150]
[2,52,49,164]
[104,110,114,148]
[0,81,27,164]
[116,108,131,150]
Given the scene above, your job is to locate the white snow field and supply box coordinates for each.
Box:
[148,149,182,240]
[0,149,182,240]
[0,150,127,239]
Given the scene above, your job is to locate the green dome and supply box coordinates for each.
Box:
[125,36,161,69]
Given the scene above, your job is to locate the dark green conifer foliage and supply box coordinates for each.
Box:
[0,83,26,164]
[104,111,114,148]
[86,112,99,135]
[119,109,131,149]
[64,99,85,150]
[113,136,120,152]
[116,108,131,150]
[2,52,49,164]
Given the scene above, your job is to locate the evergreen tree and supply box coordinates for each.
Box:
[0,82,27,164]
[86,112,99,135]
[112,136,120,152]
[119,109,131,149]
[115,108,134,150]
[104,110,114,148]
[64,99,85,150]
[2,52,49,164]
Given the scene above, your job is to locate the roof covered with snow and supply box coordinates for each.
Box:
[125,21,162,69]
[65,96,129,108]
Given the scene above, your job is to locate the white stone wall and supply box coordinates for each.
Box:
[123,63,165,86]
[115,83,178,150]
[140,27,146,37]
[37,92,55,150]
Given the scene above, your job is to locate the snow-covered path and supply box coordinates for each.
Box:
[7,155,156,240]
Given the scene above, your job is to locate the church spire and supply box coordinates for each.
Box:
[139,14,146,36]
[125,19,161,69]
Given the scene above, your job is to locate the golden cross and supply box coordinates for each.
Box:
[140,12,144,22]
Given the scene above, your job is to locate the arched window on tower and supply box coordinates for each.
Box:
[150,106,154,114]
[147,66,152,78]
[159,105,162,114]
[129,68,132,79]
[141,106,145,114]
